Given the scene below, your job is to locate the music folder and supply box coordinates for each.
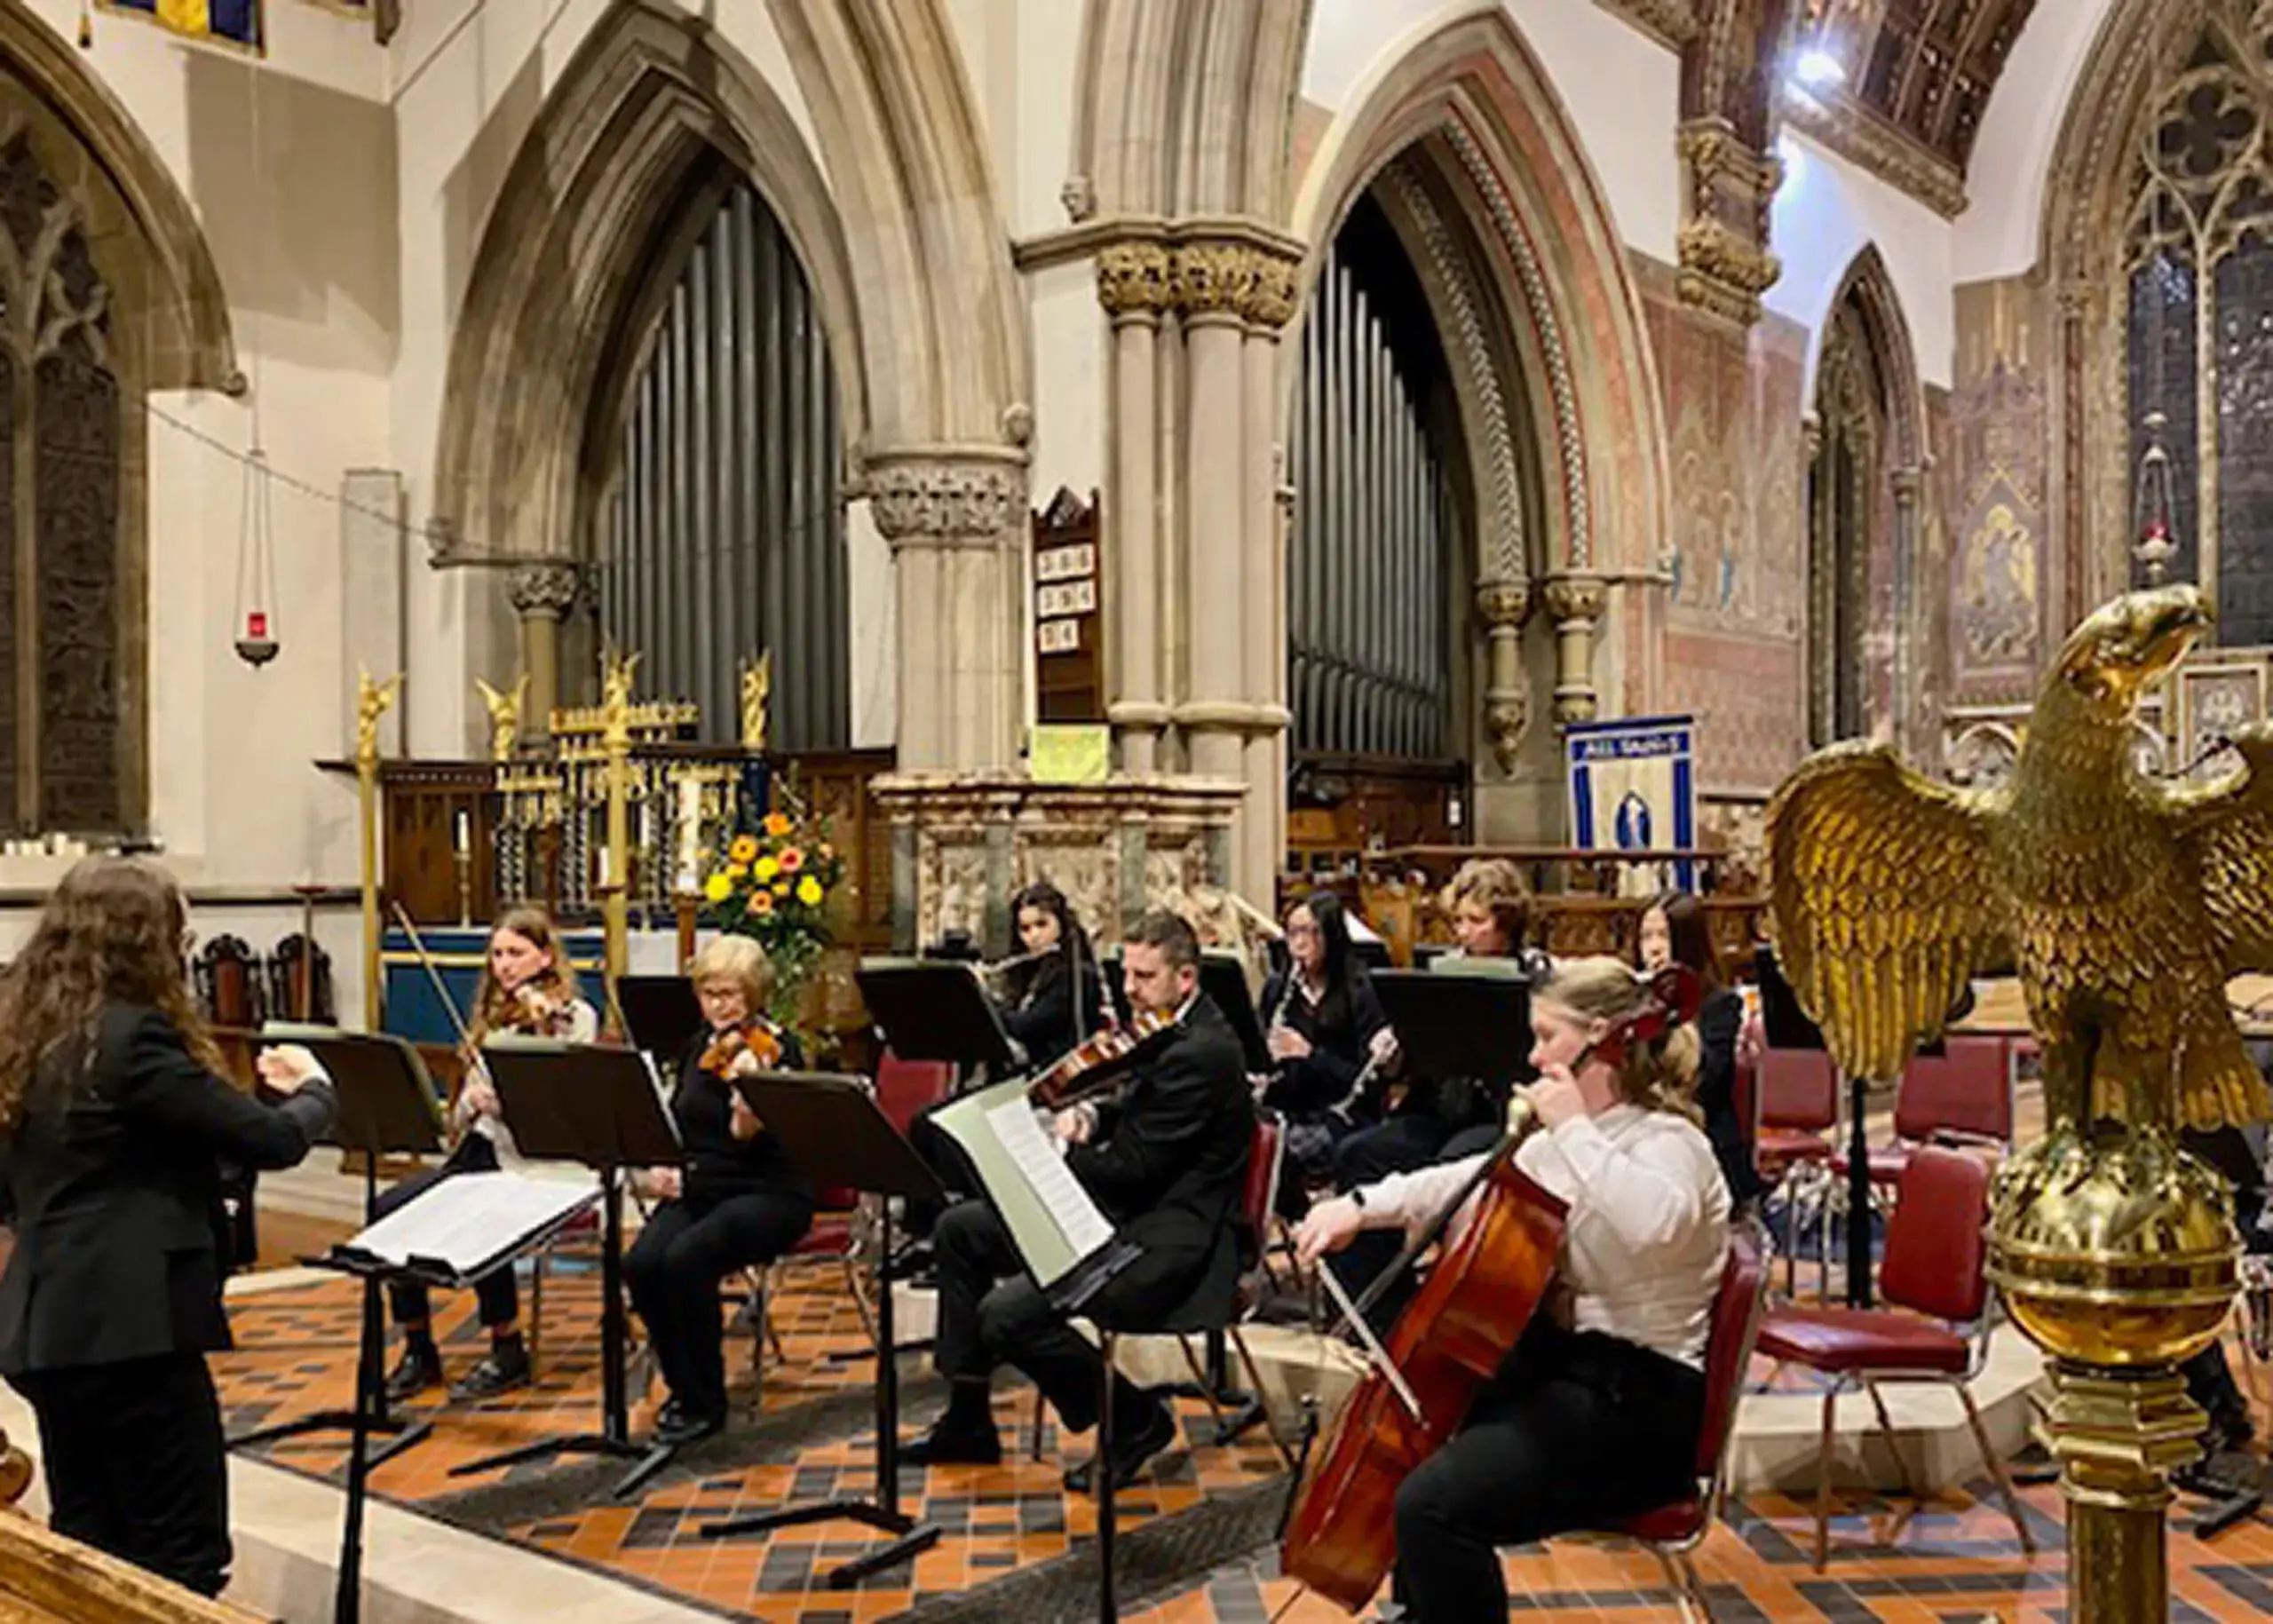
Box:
[331,1170,598,1288]
[925,1075,1140,1315]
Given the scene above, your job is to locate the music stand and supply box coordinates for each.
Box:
[1369,970,1536,1090]
[699,1072,945,1585]
[617,974,705,1061]
[856,960,1022,1073]
[1756,944,1879,1309]
[226,1026,440,1470]
[447,1039,684,1497]
[1200,952,1271,1073]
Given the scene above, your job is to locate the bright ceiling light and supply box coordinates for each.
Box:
[1794,48,1847,88]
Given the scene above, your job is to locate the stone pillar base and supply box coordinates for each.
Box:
[874,772,1245,955]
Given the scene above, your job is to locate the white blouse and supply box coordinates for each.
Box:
[1357,1104,1730,1369]
[464,995,601,1166]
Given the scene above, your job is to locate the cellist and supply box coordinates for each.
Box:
[1294,956,1730,1623]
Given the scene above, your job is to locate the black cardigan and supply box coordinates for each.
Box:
[999,957,1106,1069]
[1255,968,1389,1120]
[669,1024,815,1207]
[1692,987,1762,1203]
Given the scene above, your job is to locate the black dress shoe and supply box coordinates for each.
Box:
[654,1404,725,1447]
[902,1417,1003,1467]
[1064,1397,1177,1495]
[383,1342,442,1403]
[451,1339,531,1401]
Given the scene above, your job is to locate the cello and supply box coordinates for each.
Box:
[1279,964,1701,1612]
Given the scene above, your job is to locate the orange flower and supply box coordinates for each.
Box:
[746,890,774,916]
[727,834,759,865]
[779,846,804,873]
[764,811,792,838]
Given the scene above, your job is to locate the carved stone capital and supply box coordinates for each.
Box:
[1165,241,1304,329]
[507,560,581,619]
[1097,242,1174,321]
[1675,118,1782,329]
[1475,579,1532,627]
[867,456,1027,543]
[1542,574,1609,627]
[1675,220,1782,327]
[1485,691,1532,775]
[1890,463,1926,503]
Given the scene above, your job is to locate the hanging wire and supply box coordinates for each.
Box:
[232,52,279,665]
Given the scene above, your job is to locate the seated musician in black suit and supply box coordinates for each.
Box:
[906,910,1254,1492]
[0,857,337,1598]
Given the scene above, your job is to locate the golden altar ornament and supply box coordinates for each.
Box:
[1766,583,2264,1622]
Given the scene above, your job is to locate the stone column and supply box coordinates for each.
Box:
[1097,242,1174,772]
[1541,573,1609,726]
[507,561,580,737]
[1890,463,1925,757]
[1477,578,1532,773]
[867,452,1028,772]
[1239,261,1299,903]
[1173,242,1253,789]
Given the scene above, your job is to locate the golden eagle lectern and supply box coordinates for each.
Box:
[1767,582,2258,1624]
[1770,582,2271,1139]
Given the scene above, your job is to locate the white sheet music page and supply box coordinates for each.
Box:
[348,1170,598,1281]
[984,1097,1116,1259]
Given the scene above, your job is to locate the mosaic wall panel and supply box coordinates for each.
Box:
[1950,277,2050,703]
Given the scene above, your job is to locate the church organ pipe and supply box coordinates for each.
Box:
[1288,195,1451,764]
[601,178,848,751]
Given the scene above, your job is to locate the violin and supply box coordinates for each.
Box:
[701,1018,786,1077]
[502,967,579,1039]
[1026,1007,1176,1107]
[1280,963,1700,1612]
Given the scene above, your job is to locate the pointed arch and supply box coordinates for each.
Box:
[1289,1,1672,581]
[1818,243,1925,467]
[0,0,237,391]
[430,0,867,564]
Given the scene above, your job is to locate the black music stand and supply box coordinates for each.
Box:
[618,974,705,1061]
[1755,945,1879,1309]
[226,1027,440,1470]
[447,1039,684,1497]
[857,960,1022,1073]
[312,1175,598,1624]
[699,1072,945,1585]
[1370,970,1536,1089]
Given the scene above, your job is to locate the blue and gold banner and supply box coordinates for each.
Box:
[1565,715,1699,895]
[105,0,263,51]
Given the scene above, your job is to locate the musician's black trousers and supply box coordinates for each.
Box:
[931,1199,1139,1432]
[12,1352,231,1597]
[1393,1318,1703,1624]
[372,1134,520,1329]
[625,1188,812,1422]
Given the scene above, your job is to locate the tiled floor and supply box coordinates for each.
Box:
[210,1224,2273,1622]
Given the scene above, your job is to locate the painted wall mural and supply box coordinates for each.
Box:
[1949,278,2048,700]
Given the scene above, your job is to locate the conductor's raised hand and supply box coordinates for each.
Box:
[256,1043,321,1094]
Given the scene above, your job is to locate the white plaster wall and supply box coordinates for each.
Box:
[941,0,1082,242]
[1,3,392,895]
[1302,0,1682,262]
[1767,127,1957,392]
[1952,0,2117,283]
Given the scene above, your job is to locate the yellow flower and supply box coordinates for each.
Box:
[764,812,792,838]
[796,875,823,907]
[703,872,733,904]
[725,863,748,882]
[728,834,759,865]
[772,880,791,898]
[754,856,780,883]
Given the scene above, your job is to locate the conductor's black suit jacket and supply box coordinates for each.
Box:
[0,1005,336,1374]
[1067,993,1255,1331]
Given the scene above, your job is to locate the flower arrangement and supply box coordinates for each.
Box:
[700,809,846,1019]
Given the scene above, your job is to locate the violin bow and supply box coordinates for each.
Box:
[389,901,479,1057]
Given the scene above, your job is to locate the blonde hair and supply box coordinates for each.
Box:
[1443,859,1531,951]
[690,934,774,1010]
[1536,955,1700,1121]
[466,905,582,1046]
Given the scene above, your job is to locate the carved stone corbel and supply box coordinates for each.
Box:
[1542,573,1610,726]
[1675,118,1781,329]
[1476,579,1533,773]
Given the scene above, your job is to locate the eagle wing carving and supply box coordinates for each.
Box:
[1767,742,2009,1082]
[2174,725,2273,978]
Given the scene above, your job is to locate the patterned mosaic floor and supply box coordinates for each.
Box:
[214,1237,2273,1621]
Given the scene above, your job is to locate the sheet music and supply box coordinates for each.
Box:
[346,1170,598,1283]
[984,1097,1116,1258]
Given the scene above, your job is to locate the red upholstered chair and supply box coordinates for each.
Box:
[1754,1048,1839,1295]
[1830,1035,2015,1191]
[874,1050,954,1136]
[1590,1231,1770,1623]
[748,1180,875,1371]
[1753,1145,2033,1569]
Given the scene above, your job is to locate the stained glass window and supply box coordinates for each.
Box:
[0,127,124,835]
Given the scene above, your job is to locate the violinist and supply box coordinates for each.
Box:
[994,881,1106,1069]
[1256,892,1389,1209]
[1295,957,1730,1624]
[624,935,814,1446]
[907,911,1252,1493]
[377,907,598,1403]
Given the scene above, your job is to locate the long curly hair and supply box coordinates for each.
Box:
[0,856,222,1130]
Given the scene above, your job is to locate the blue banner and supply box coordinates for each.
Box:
[105,0,262,50]
[1565,715,1699,894]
